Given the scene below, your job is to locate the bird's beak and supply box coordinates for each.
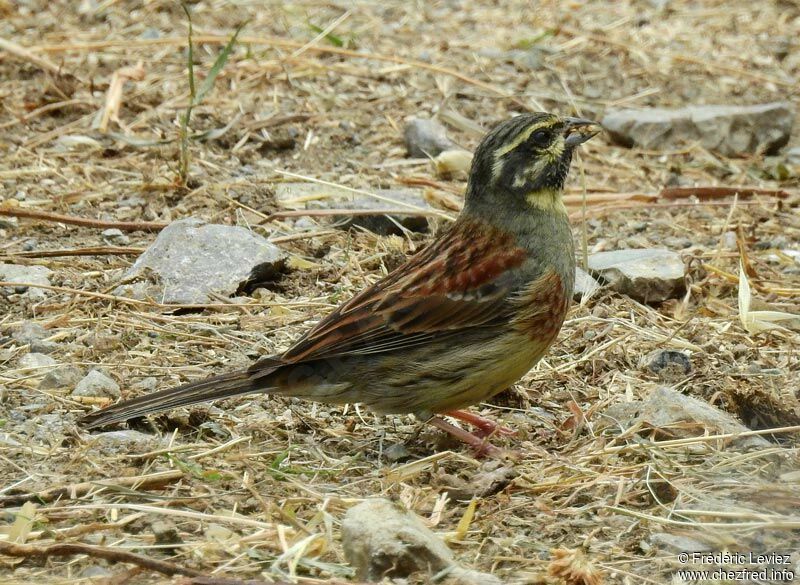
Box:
[563,117,602,146]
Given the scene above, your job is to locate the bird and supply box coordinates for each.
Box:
[82,112,600,455]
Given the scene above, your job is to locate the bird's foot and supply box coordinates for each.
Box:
[427,416,508,458]
[443,409,517,438]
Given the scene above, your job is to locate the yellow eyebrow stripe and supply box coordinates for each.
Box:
[493,119,559,159]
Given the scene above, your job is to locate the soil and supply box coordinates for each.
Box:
[1,1,799,584]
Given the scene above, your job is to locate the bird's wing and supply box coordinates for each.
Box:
[269,218,528,364]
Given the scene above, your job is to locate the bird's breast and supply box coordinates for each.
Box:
[510,267,571,343]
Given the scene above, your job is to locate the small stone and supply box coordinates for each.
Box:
[101,228,130,245]
[80,566,114,579]
[384,443,412,463]
[648,533,711,554]
[72,369,121,398]
[646,349,692,381]
[602,102,794,156]
[721,231,737,250]
[89,430,158,450]
[0,264,52,299]
[342,499,453,581]
[40,365,84,392]
[443,567,503,585]
[132,376,158,392]
[114,219,287,304]
[603,386,769,450]
[404,117,459,158]
[18,352,58,371]
[588,248,685,303]
[31,339,60,354]
[151,519,183,546]
[139,27,161,40]
[10,322,59,353]
[12,322,48,345]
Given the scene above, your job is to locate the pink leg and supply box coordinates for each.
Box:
[427,416,504,458]
[443,410,516,438]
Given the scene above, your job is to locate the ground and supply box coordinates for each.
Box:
[1,1,799,584]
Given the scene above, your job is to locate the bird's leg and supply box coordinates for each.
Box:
[427,416,503,458]
[443,409,516,438]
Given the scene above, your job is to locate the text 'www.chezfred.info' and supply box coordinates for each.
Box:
[676,551,795,583]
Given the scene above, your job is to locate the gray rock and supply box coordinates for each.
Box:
[88,430,158,450]
[72,369,121,398]
[603,102,795,156]
[478,47,547,70]
[132,376,158,392]
[18,353,58,371]
[603,386,769,450]
[721,231,738,250]
[328,189,432,235]
[80,566,114,579]
[0,264,52,299]
[404,117,459,158]
[39,365,84,393]
[12,322,59,353]
[442,567,503,585]
[384,442,412,462]
[574,266,601,301]
[342,499,499,583]
[151,519,183,546]
[588,248,685,303]
[114,219,287,304]
[786,146,800,165]
[648,533,711,554]
[101,228,130,245]
[12,322,48,345]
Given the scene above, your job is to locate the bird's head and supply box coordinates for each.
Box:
[465,113,600,213]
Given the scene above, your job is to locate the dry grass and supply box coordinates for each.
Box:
[1,1,799,583]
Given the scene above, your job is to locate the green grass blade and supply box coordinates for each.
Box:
[308,22,344,47]
[194,22,245,106]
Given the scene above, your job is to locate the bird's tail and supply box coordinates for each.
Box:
[81,368,269,429]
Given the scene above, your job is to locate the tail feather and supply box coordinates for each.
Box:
[81,369,264,429]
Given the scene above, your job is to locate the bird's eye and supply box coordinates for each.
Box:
[529,129,551,147]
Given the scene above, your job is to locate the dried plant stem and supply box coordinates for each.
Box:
[0,206,167,232]
[0,540,203,577]
[0,470,184,507]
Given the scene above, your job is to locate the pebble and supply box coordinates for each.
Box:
[404,117,459,158]
[342,498,500,584]
[72,369,121,398]
[40,365,84,393]
[0,264,52,299]
[101,228,131,245]
[18,352,58,371]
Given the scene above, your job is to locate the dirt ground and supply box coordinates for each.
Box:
[1,1,799,584]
